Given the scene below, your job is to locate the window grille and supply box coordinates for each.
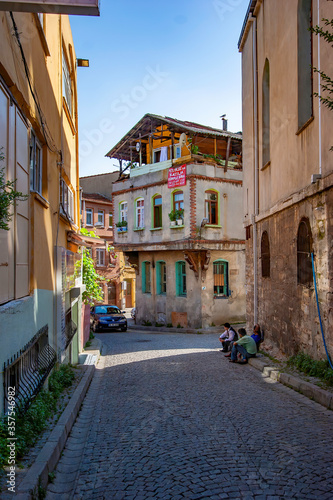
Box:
[3,325,56,414]
[261,231,270,278]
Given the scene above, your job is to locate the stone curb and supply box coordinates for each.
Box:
[15,365,95,499]
[248,357,333,410]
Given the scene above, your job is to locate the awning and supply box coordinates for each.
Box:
[67,230,105,247]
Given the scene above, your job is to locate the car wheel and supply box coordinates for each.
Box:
[120,326,127,332]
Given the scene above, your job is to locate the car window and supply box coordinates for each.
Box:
[95,306,121,314]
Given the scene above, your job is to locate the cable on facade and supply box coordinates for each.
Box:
[9,11,60,157]
[311,252,333,370]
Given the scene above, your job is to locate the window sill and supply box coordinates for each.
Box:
[296,116,314,136]
[214,295,229,299]
[134,227,145,231]
[32,191,49,209]
[150,227,162,231]
[205,224,221,228]
[170,224,184,229]
[176,294,187,298]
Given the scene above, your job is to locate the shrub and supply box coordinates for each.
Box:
[287,352,333,386]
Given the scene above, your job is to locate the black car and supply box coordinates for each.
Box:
[90,305,127,332]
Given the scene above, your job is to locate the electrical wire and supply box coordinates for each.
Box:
[311,252,333,370]
[9,11,60,156]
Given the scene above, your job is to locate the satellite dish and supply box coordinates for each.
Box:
[179,133,187,147]
[136,142,141,152]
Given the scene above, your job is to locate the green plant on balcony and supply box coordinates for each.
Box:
[168,210,177,222]
[115,220,128,228]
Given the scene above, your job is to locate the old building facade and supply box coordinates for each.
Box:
[107,114,245,329]
[0,10,85,412]
[80,173,136,310]
[239,0,333,357]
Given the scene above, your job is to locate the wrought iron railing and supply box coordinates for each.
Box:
[3,325,56,414]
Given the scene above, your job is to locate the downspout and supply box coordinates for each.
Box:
[251,14,259,325]
[317,0,322,176]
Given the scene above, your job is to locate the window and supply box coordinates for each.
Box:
[60,179,74,222]
[142,261,151,293]
[153,149,161,163]
[135,198,144,228]
[176,261,187,297]
[297,219,313,285]
[62,48,72,115]
[174,144,181,159]
[97,210,104,226]
[96,248,105,267]
[262,59,270,166]
[173,190,184,212]
[86,208,93,226]
[109,212,113,228]
[261,231,270,278]
[156,261,166,295]
[153,195,162,228]
[298,0,313,129]
[205,190,218,225]
[120,202,128,223]
[30,132,42,194]
[213,260,229,297]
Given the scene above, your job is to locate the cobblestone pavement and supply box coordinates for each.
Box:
[46,331,333,499]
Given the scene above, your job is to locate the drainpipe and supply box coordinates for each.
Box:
[251,14,259,325]
[317,0,322,176]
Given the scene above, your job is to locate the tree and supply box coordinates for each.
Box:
[80,228,104,305]
[311,17,333,149]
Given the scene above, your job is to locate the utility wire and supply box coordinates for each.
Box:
[9,12,60,156]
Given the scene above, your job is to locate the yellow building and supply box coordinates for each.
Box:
[0,10,83,413]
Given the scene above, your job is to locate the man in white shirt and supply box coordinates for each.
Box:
[219,323,237,353]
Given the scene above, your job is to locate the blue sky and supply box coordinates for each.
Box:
[70,0,249,177]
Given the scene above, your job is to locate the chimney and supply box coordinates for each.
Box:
[220,114,228,131]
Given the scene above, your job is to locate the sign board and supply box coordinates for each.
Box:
[0,0,100,15]
[168,164,186,189]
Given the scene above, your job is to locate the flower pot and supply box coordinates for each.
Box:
[170,221,176,226]
[176,219,183,226]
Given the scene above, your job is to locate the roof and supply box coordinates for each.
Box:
[82,192,111,202]
[105,113,242,161]
[238,0,258,50]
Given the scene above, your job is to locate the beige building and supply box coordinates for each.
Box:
[0,10,86,413]
[239,0,333,357]
[107,114,245,329]
[80,175,136,310]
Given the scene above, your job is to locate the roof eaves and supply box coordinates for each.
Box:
[238,0,258,51]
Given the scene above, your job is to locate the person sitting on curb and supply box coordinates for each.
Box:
[251,324,262,353]
[219,323,237,353]
[229,328,257,364]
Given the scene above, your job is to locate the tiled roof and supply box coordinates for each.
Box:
[82,192,111,202]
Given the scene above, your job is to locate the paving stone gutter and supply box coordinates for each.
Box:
[14,333,332,498]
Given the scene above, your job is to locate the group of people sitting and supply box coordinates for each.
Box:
[218,323,263,364]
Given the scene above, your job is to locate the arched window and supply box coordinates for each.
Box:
[175,261,187,297]
[298,0,313,129]
[156,261,166,295]
[262,59,270,166]
[142,261,151,293]
[153,195,162,228]
[205,190,218,225]
[213,260,229,297]
[261,231,270,278]
[297,218,313,285]
[135,198,144,228]
[172,190,184,211]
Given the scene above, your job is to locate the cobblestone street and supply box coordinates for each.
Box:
[46,331,333,499]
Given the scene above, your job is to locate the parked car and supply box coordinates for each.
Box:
[90,305,127,332]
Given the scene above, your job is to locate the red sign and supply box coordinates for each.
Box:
[168,164,186,189]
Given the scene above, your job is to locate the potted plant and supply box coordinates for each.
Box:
[116,220,128,232]
[175,208,184,225]
[168,210,177,226]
